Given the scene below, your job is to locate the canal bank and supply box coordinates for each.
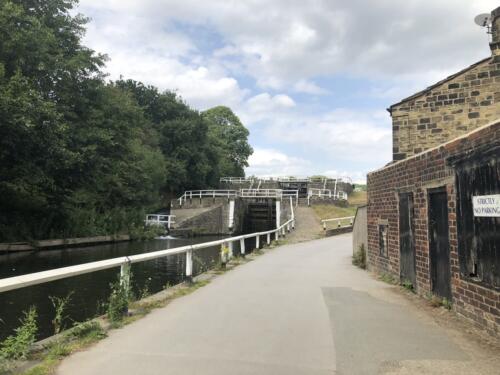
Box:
[0,235,131,253]
[0,236,227,341]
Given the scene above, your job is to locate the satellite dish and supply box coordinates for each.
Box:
[474,13,491,27]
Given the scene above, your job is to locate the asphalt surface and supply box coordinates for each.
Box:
[57,234,495,375]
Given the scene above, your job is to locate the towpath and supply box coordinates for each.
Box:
[58,234,500,374]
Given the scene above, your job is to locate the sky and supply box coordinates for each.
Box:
[77,0,497,183]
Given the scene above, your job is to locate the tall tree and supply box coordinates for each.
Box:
[113,80,216,194]
[203,106,253,177]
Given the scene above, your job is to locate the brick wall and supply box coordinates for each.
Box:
[390,58,500,161]
[367,120,500,335]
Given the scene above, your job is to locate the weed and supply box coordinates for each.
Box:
[68,321,105,341]
[20,321,106,375]
[49,292,73,335]
[352,244,366,269]
[139,278,152,299]
[426,293,452,309]
[379,272,397,284]
[107,278,129,324]
[441,298,453,310]
[401,279,414,292]
[0,307,38,361]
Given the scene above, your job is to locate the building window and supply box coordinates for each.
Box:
[379,224,388,257]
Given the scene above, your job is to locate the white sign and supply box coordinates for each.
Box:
[472,195,500,217]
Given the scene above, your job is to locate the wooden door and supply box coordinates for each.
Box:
[428,189,452,299]
[399,192,416,287]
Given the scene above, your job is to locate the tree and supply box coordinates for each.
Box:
[203,106,253,177]
[113,79,216,194]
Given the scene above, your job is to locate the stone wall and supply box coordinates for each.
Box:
[352,205,367,257]
[390,57,500,161]
[367,120,500,335]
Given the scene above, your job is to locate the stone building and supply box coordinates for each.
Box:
[366,7,500,335]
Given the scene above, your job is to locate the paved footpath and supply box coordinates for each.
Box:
[58,234,499,375]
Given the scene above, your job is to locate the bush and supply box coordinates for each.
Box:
[0,307,38,360]
[352,244,366,269]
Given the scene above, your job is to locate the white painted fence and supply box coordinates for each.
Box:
[145,214,175,229]
[0,198,296,294]
[321,216,354,230]
[178,189,299,205]
[178,190,238,205]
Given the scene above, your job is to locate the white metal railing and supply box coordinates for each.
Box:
[0,198,296,294]
[178,190,238,205]
[282,189,299,205]
[219,177,254,184]
[239,189,282,198]
[177,189,300,205]
[308,188,332,197]
[321,216,354,230]
[307,189,348,205]
[219,176,353,184]
[145,214,175,229]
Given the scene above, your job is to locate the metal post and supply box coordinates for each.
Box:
[120,260,131,298]
[350,218,353,226]
[240,238,245,256]
[220,243,228,268]
[287,223,290,232]
[256,235,260,250]
[323,221,326,230]
[338,220,341,228]
[276,200,281,232]
[228,241,234,259]
[186,247,193,283]
[275,230,279,241]
[267,233,271,245]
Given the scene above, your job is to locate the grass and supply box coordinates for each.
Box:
[347,190,367,206]
[312,190,367,224]
[21,322,106,375]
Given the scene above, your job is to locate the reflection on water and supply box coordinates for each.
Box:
[0,236,229,341]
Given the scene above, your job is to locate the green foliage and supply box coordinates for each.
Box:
[49,292,73,335]
[107,277,130,324]
[0,2,252,242]
[401,279,414,292]
[379,272,397,284]
[0,307,38,361]
[203,106,253,178]
[352,244,366,269]
[68,321,105,341]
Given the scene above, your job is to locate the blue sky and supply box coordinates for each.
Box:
[77,0,496,183]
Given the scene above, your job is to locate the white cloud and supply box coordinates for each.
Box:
[246,148,311,177]
[80,0,497,94]
[293,79,329,95]
[76,0,497,179]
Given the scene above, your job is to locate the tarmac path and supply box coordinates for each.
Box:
[57,234,500,374]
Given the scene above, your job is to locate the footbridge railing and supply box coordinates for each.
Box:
[178,189,299,205]
[0,198,296,295]
[307,189,348,205]
[145,214,175,229]
[178,190,238,205]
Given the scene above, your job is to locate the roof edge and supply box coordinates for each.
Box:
[367,117,500,176]
[389,56,492,110]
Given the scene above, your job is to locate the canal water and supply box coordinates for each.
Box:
[0,236,234,341]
